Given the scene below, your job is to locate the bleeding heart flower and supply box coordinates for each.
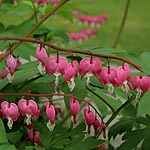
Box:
[6,54,18,82]
[117,63,131,93]
[101,122,106,139]
[69,98,80,124]
[128,76,150,100]
[36,44,48,74]
[84,108,95,134]
[64,61,78,91]
[79,57,102,85]
[18,99,40,125]
[45,102,56,131]
[46,56,68,86]
[28,129,42,146]
[93,118,101,137]
[1,101,20,129]
[98,67,118,95]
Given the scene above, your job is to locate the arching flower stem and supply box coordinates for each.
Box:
[0,36,141,72]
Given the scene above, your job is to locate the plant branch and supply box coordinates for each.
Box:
[106,95,135,126]
[86,86,115,113]
[0,91,103,121]
[0,36,142,71]
[113,0,131,48]
[0,0,69,62]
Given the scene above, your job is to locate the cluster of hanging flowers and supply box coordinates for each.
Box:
[0,97,105,145]
[35,44,150,99]
[67,28,98,42]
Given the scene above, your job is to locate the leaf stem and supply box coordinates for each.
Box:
[112,0,131,48]
[106,95,135,126]
[86,86,115,113]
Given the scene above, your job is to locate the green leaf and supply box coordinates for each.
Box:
[0,78,9,90]
[25,146,45,150]
[121,103,137,118]
[0,144,16,150]
[135,115,150,126]
[14,1,34,9]
[40,127,53,149]
[108,118,134,140]
[119,128,150,150]
[0,118,8,144]
[140,51,150,73]
[138,92,150,116]
[52,139,70,149]
[64,136,104,150]
[14,43,36,60]
[7,130,22,145]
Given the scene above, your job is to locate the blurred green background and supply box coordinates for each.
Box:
[0,0,150,56]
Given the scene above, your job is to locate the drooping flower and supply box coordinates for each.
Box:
[35,0,48,5]
[63,61,78,91]
[93,118,101,137]
[28,129,42,146]
[45,102,56,131]
[69,98,80,124]
[117,63,131,93]
[6,54,18,82]
[84,108,95,134]
[1,101,20,129]
[98,67,118,95]
[79,57,102,85]
[18,99,40,125]
[36,44,48,74]
[46,56,68,86]
[101,122,106,139]
[128,76,150,100]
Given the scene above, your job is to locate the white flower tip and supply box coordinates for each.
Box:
[68,78,75,91]
[122,80,129,94]
[38,62,45,74]
[26,114,32,125]
[108,83,114,95]
[47,121,55,131]
[7,117,13,129]
[7,73,14,83]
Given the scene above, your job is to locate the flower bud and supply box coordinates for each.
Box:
[69,98,80,124]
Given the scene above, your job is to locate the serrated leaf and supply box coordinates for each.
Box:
[135,115,150,126]
[108,118,134,140]
[119,128,150,150]
[64,136,104,150]
[121,103,137,118]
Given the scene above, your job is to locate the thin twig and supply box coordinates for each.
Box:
[113,0,131,48]
[87,86,115,113]
[106,95,135,126]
